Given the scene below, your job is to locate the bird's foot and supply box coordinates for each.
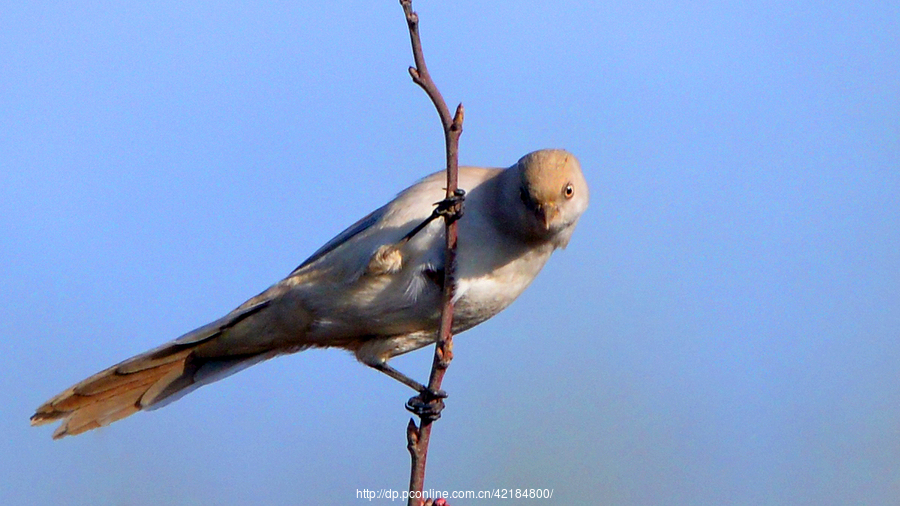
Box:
[398,189,466,244]
[433,188,466,222]
[406,388,447,421]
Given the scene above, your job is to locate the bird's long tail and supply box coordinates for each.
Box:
[31,300,280,439]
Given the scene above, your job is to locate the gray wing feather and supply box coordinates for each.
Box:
[290,203,389,274]
[172,299,272,346]
[109,299,272,376]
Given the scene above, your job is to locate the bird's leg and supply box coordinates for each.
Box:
[368,362,447,420]
[365,190,466,277]
[369,361,447,399]
[365,191,464,419]
[395,190,464,421]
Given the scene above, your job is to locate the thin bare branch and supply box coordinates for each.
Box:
[398,1,464,505]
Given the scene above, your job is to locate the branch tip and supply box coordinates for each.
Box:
[453,103,465,125]
[400,1,418,26]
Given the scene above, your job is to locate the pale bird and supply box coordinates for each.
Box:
[31,149,589,439]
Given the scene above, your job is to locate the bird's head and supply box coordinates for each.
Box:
[515,149,589,247]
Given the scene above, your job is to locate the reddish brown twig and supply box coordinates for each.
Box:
[398,1,464,506]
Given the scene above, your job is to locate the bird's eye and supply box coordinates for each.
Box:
[563,183,575,199]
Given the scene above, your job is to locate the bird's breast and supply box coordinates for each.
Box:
[452,243,555,331]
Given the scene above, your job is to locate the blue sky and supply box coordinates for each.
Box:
[2,2,898,505]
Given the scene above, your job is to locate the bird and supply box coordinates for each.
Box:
[31,148,589,439]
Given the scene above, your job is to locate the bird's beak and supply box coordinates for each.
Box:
[537,204,559,230]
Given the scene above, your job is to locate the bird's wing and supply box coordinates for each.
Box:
[286,172,451,287]
[290,203,391,275]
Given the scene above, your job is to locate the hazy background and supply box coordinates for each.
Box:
[2,2,898,505]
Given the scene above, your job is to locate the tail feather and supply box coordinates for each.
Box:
[31,296,292,439]
[32,344,280,439]
[31,347,196,439]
